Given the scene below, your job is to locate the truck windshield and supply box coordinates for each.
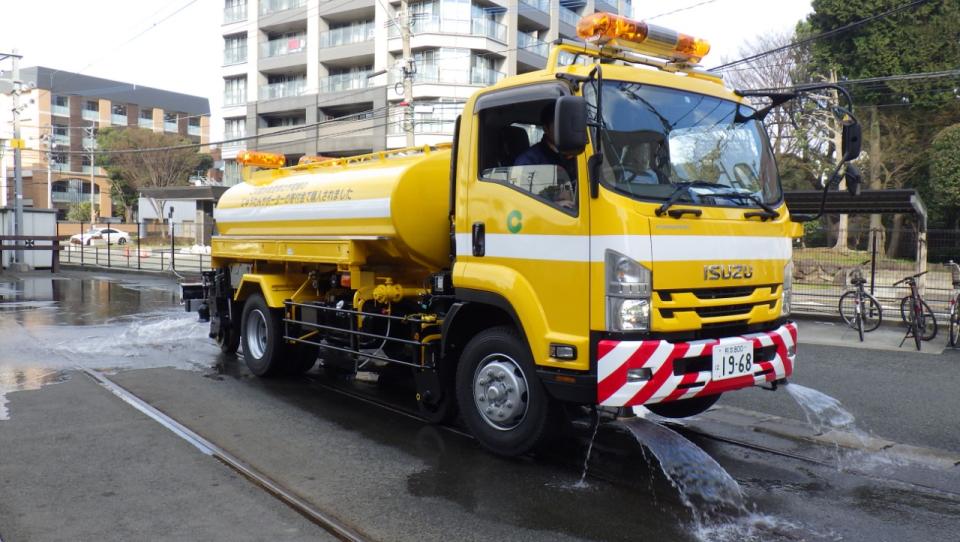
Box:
[585,81,781,209]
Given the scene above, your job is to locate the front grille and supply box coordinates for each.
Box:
[660,301,776,320]
[658,284,778,301]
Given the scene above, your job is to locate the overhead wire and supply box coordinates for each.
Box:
[711,0,933,72]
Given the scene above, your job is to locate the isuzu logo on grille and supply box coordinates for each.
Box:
[704,264,754,280]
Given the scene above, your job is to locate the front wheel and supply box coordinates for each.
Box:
[455,326,552,457]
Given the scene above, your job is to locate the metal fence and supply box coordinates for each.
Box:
[794,222,960,318]
[56,220,213,275]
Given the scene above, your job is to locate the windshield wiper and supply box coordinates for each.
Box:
[726,191,780,219]
[655,181,723,216]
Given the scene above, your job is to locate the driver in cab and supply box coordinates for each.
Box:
[514,104,578,209]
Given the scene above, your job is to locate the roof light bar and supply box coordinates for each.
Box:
[576,12,711,64]
[237,150,286,169]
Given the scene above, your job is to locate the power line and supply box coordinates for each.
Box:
[645,0,721,20]
[711,0,932,72]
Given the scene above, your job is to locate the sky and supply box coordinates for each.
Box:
[1,0,812,141]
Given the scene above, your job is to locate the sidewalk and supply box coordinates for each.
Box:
[792,313,950,355]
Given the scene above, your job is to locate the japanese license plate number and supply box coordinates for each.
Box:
[711,340,755,381]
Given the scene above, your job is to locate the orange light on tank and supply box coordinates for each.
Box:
[576,12,711,63]
[237,150,286,168]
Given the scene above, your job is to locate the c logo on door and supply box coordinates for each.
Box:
[507,210,522,233]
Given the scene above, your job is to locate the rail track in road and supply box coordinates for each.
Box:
[81,363,960,541]
[80,367,372,542]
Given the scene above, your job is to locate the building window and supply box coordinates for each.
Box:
[53,95,69,107]
[224,0,247,23]
[82,100,99,121]
[112,104,126,115]
[224,76,247,106]
[224,118,246,139]
[224,33,247,65]
[139,108,154,128]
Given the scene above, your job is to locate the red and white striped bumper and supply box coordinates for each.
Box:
[597,322,797,407]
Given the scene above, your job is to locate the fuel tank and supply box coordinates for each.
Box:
[213,147,452,270]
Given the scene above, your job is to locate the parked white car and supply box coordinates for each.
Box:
[69,227,131,246]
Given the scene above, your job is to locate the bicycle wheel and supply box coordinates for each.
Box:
[918,299,937,341]
[838,291,859,329]
[950,303,959,347]
[904,298,938,341]
[899,296,911,325]
[912,301,923,351]
[857,306,864,342]
[861,293,883,332]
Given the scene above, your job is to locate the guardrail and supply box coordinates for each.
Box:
[0,236,61,272]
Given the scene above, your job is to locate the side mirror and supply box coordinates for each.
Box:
[845,163,862,196]
[554,96,587,155]
[842,122,862,162]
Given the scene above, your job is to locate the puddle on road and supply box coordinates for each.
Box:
[0,273,217,420]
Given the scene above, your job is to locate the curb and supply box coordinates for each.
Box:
[705,406,960,471]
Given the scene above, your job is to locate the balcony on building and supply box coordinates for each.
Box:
[82,136,96,149]
[558,2,583,37]
[224,1,247,23]
[188,119,202,137]
[259,0,307,30]
[139,109,154,129]
[52,133,71,147]
[314,107,376,154]
[517,31,549,71]
[387,12,508,47]
[259,33,307,71]
[111,104,128,126]
[81,101,99,122]
[260,77,307,100]
[595,0,618,14]
[320,70,371,93]
[51,96,69,117]
[164,113,179,132]
[518,0,550,28]
[392,64,504,87]
[318,21,375,62]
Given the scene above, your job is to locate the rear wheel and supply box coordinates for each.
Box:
[903,298,937,341]
[861,294,883,332]
[241,293,310,376]
[456,326,552,457]
[645,394,721,418]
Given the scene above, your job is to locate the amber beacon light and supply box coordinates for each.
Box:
[237,150,287,168]
[576,12,711,63]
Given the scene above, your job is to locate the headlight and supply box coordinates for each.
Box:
[781,260,793,317]
[606,250,652,331]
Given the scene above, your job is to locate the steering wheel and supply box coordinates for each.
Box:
[612,164,659,184]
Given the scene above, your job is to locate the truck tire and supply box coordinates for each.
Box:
[216,316,241,355]
[644,394,721,418]
[241,294,286,377]
[455,326,551,457]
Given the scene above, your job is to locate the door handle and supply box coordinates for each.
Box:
[472,222,485,257]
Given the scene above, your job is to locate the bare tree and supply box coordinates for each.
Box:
[97,128,210,226]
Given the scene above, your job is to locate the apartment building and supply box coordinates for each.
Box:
[0,67,210,219]
[220,0,632,185]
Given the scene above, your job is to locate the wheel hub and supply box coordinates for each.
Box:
[245,309,268,359]
[473,357,528,430]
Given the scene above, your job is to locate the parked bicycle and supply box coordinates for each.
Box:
[838,259,882,342]
[893,271,936,351]
[945,261,960,347]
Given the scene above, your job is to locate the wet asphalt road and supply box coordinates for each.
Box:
[1,270,959,541]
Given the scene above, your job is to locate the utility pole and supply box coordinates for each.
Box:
[399,0,415,148]
[42,129,52,209]
[2,50,26,268]
[85,120,97,225]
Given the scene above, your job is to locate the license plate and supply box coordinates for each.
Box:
[711,339,755,381]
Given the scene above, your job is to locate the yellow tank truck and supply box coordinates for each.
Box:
[183,12,863,456]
